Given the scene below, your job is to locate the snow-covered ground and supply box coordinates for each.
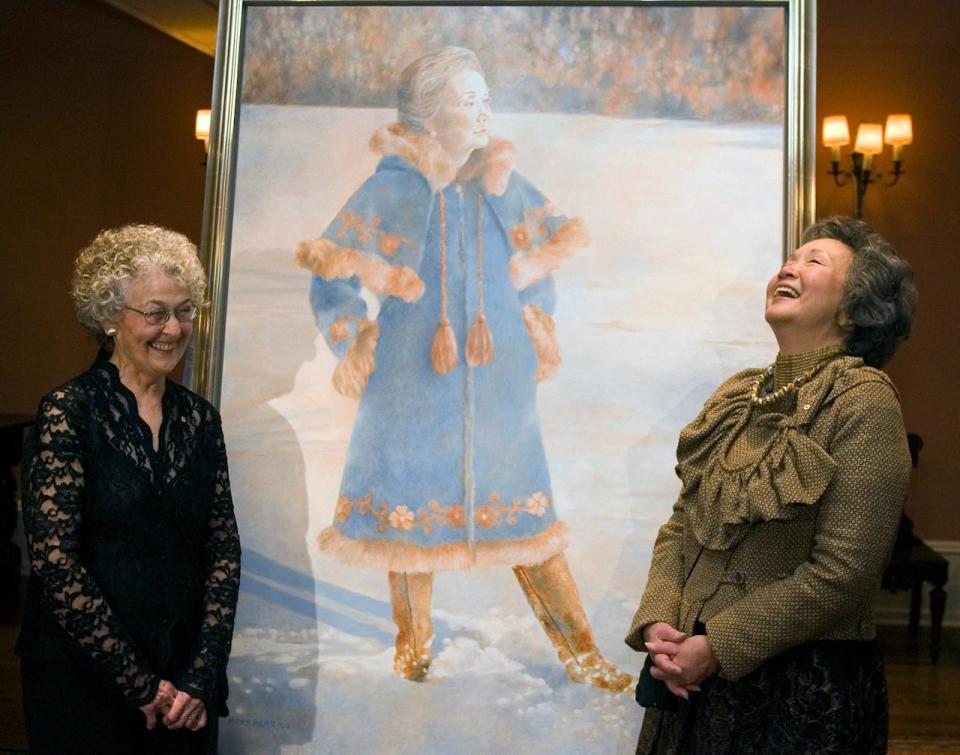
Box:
[216,104,781,752]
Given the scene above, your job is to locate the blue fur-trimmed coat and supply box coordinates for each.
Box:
[296,124,589,572]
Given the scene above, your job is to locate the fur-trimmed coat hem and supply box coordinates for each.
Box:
[318,520,569,572]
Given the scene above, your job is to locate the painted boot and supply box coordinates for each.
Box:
[388,571,434,682]
[514,553,634,693]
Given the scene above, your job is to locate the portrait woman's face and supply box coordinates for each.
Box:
[427,68,490,161]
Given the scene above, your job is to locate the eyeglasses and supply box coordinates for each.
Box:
[124,304,198,326]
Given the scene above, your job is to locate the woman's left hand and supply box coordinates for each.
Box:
[162,690,208,731]
[649,634,719,689]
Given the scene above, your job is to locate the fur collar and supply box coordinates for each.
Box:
[369,123,516,195]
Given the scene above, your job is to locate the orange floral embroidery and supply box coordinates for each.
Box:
[334,492,552,534]
[475,505,498,528]
[446,505,466,528]
[334,209,411,258]
[510,224,532,250]
[334,494,355,523]
[509,208,554,252]
[525,492,549,516]
[379,233,402,256]
[330,318,350,343]
[388,505,415,530]
[336,209,381,244]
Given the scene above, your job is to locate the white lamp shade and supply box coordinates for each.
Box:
[822,115,850,147]
[854,123,884,155]
[884,114,913,145]
[195,109,211,142]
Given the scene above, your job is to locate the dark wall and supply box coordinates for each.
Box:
[0,0,213,413]
[816,0,960,539]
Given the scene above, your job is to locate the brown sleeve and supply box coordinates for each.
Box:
[625,494,687,651]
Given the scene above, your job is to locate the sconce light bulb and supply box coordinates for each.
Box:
[822,115,851,148]
[884,114,913,146]
[854,123,883,156]
[195,109,212,145]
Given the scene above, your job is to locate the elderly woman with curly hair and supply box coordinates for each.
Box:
[626,216,918,754]
[17,225,241,755]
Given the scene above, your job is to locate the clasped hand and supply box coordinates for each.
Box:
[643,622,719,700]
[139,679,208,731]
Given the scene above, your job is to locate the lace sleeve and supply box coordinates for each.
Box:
[174,409,241,702]
[23,387,160,707]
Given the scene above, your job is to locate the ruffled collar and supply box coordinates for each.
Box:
[369,123,516,194]
[676,350,859,550]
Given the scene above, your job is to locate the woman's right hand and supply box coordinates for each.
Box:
[642,622,697,699]
[139,679,178,730]
[163,689,208,731]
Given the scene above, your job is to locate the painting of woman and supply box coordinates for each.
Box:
[295,46,631,692]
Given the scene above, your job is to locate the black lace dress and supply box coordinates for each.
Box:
[17,354,241,755]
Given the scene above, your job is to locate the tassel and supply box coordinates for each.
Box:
[431,319,458,375]
[466,192,494,367]
[466,313,494,366]
[431,191,458,375]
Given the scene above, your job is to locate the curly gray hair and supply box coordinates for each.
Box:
[802,216,917,368]
[71,224,207,347]
[397,47,485,133]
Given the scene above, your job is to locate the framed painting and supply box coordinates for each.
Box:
[191,2,814,752]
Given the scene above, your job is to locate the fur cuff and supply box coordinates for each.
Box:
[296,237,424,302]
[332,319,379,399]
[318,520,569,572]
[510,217,589,290]
[522,305,561,382]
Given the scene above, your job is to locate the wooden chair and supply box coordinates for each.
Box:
[881,433,949,663]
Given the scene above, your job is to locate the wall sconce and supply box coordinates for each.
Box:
[823,113,913,218]
[195,109,211,153]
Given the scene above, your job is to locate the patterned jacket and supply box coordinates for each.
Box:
[626,353,911,681]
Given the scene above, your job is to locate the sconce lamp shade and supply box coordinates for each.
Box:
[825,113,911,218]
[884,114,913,145]
[822,115,851,147]
[195,109,211,142]
[853,123,883,155]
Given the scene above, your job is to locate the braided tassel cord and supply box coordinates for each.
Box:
[466,193,494,367]
[431,191,458,375]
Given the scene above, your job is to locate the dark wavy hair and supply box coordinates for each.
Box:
[802,216,917,368]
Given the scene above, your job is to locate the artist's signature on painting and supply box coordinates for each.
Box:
[226,718,294,730]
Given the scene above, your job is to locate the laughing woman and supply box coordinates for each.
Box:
[626,216,918,753]
[296,46,631,691]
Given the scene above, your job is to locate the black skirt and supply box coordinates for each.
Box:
[636,639,888,755]
[21,659,219,755]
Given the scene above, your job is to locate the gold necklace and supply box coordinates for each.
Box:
[750,365,817,406]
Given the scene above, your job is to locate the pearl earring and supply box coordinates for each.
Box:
[106,328,117,337]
